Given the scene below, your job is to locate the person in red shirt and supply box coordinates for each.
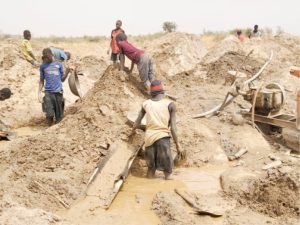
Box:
[116,33,154,92]
[237,30,245,42]
[107,20,125,64]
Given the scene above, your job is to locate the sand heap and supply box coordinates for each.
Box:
[0,39,41,128]
[0,66,145,216]
[145,32,207,76]
[0,33,299,225]
[0,40,108,128]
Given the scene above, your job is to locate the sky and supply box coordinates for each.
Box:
[0,0,299,37]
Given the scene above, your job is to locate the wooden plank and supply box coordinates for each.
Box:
[244,113,296,129]
[85,140,142,209]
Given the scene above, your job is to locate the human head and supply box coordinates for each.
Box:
[42,48,53,64]
[150,80,165,97]
[116,33,127,43]
[0,88,12,101]
[254,25,258,30]
[23,30,31,40]
[236,30,242,36]
[65,51,71,60]
[116,20,122,29]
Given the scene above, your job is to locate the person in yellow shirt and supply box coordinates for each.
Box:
[21,30,37,66]
[132,80,183,180]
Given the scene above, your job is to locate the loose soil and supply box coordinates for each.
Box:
[0,32,299,225]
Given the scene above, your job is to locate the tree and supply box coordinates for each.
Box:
[162,21,177,33]
[276,26,284,35]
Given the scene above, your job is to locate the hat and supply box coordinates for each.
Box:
[150,80,164,92]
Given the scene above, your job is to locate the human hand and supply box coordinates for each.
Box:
[176,143,186,157]
[38,92,43,103]
[123,66,130,73]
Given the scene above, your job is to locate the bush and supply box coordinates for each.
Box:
[276,26,284,35]
[162,21,177,33]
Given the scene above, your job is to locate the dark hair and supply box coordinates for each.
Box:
[42,48,53,56]
[116,20,122,25]
[254,25,258,29]
[116,33,127,42]
[65,51,71,60]
[0,88,12,99]
[23,30,30,37]
[150,80,165,97]
[150,90,164,97]
[236,30,242,35]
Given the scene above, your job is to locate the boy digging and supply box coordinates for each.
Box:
[116,33,154,92]
[132,80,184,179]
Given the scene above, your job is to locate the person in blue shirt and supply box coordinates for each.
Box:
[38,48,71,126]
[50,47,71,62]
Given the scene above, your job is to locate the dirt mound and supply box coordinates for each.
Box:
[0,39,41,128]
[0,199,73,225]
[152,192,199,225]
[251,168,300,217]
[0,40,108,128]
[146,32,207,76]
[0,44,18,70]
[203,51,263,84]
[221,166,300,218]
[76,55,107,80]
[202,35,241,64]
[1,33,299,225]
[0,66,145,214]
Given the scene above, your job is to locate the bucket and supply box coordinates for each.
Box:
[68,71,82,99]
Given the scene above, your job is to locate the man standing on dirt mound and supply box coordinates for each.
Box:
[116,33,154,92]
[38,48,71,126]
[107,20,125,64]
[21,30,38,66]
[131,80,184,180]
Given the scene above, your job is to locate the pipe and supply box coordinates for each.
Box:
[193,51,274,119]
[251,83,263,128]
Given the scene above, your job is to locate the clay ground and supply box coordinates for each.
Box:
[0,32,299,225]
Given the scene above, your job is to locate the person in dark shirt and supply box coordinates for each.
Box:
[38,48,71,125]
[116,33,154,92]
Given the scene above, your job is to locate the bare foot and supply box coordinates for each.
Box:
[164,173,173,180]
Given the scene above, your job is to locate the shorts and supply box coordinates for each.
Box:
[111,53,120,62]
[145,137,173,174]
[42,92,65,123]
